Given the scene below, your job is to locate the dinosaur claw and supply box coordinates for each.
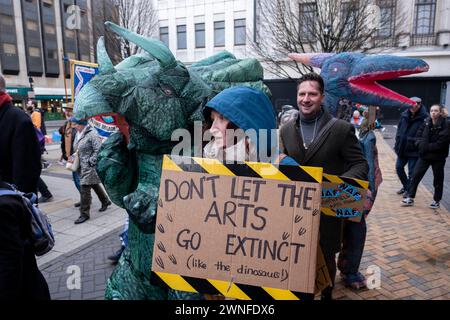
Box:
[123,189,158,234]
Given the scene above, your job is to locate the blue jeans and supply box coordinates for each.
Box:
[72,171,80,192]
[395,156,418,190]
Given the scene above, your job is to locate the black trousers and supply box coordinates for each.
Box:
[80,184,109,217]
[408,158,446,202]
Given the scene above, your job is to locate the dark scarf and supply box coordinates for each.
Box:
[0,92,12,109]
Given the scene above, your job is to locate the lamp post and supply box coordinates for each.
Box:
[61,51,69,105]
[27,76,36,103]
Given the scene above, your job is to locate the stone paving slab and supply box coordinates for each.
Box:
[40,227,122,300]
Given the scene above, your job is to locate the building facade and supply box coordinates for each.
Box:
[155,0,255,63]
[0,0,117,119]
[155,0,450,119]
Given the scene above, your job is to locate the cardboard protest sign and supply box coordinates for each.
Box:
[151,155,323,300]
[320,174,369,222]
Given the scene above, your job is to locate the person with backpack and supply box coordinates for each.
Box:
[0,180,51,300]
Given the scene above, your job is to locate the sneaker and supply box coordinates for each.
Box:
[57,160,67,166]
[42,162,51,171]
[429,201,440,209]
[401,197,414,206]
[38,195,53,203]
[397,187,406,195]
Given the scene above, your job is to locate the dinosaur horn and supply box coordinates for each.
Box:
[105,21,176,69]
[97,37,116,74]
[288,53,335,68]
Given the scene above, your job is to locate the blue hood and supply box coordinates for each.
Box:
[204,86,277,158]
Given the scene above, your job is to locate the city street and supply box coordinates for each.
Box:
[36,127,450,300]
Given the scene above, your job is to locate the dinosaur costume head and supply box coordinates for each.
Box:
[289,52,429,115]
[75,22,268,144]
[75,23,212,142]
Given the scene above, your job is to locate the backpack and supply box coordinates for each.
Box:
[0,185,55,256]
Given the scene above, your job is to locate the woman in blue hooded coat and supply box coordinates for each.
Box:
[168,86,296,300]
[201,86,297,166]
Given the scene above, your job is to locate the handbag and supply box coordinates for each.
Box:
[66,151,80,172]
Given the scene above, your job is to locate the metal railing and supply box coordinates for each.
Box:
[411,34,437,46]
[373,37,397,48]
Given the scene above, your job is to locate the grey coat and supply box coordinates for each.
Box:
[74,125,102,185]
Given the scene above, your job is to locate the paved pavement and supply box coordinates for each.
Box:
[39,227,121,300]
[37,131,449,300]
[332,131,450,300]
[37,144,126,267]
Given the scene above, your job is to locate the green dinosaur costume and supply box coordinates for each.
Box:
[74,22,270,300]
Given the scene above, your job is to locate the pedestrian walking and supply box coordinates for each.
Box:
[402,104,450,208]
[394,97,428,197]
[0,72,41,194]
[72,117,111,224]
[60,107,81,207]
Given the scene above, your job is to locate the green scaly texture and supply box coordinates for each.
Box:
[74,23,270,300]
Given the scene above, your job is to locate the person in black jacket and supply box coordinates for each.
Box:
[402,104,450,209]
[0,73,41,194]
[394,97,428,197]
[0,181,51,300]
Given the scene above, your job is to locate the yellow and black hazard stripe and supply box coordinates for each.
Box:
[157,155,322,300]
[322,174,369,190]
[151,272,315,300]
[163,155,323,184]
[321,173,369,218]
